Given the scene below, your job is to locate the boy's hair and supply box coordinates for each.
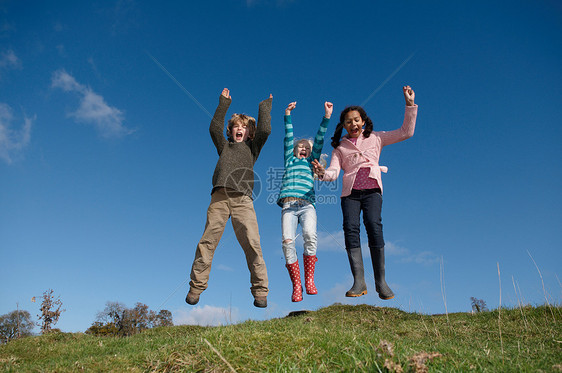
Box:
[227,114,256,140]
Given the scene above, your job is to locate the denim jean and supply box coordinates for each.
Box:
[341,188,384,251]
[281,199,317,264]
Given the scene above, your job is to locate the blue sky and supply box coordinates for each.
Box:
[1,0,561,332]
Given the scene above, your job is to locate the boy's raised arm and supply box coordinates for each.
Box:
[252,94,273,152]
[209,88,232,154]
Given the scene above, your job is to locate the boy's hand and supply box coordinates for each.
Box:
[221,88,231,99]
[403,85,415,106]
[259,94,273,111]
[324,102,333,119]
[285,101,297,116]
[311,159,325,177]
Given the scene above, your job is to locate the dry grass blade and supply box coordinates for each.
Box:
[497,262,504,355]
[440,256,450,325]
[204,338,236,373]
[513,275,529,330]
[527,250,556,322]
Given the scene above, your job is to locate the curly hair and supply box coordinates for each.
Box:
[330,106,374,149]
[227,114,256,140]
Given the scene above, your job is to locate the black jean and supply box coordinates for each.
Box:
[341,188,384,250]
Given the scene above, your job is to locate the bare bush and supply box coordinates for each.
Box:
[37,289,64,334]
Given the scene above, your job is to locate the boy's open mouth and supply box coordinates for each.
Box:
[299,150,307,156]
[236,132,243,140]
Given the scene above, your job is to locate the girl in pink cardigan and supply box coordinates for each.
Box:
[312,86,417,300]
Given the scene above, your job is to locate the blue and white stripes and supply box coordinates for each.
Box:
[277,115,330,207]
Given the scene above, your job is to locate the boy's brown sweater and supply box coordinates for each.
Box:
[209,94,272,199]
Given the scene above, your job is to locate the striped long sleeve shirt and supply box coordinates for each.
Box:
[276,115,330,207]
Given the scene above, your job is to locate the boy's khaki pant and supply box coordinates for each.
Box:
[189,188,269,297]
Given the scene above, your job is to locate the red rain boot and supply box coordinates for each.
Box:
[286,260,303,302]
[303,254,318,295]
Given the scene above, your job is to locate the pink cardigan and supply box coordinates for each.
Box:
[322,105,418,197]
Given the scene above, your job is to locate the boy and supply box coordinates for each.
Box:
[186,88,272,308]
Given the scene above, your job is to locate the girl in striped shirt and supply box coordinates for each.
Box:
[277,100,332,302]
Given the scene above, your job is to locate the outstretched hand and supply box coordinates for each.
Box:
[221,88,231,99]
[285,101,297,115]
[324,102,333,119]
[311,159,325,177]
[403,85,415,106]
[259,93,273,110]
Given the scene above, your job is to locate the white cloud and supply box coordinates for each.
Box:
[0,49,21,79]
[73,90,127,137]
[0,50,20,68]
[51,69,133,138]
[52,69,82,91]
[53,22,64,32]
[401,250,440,265]
[56,44,66,57]
[216,264,234,271]
[386,241,440,266]
[314,229,346,252]
[174,305,240,326]
[0,103,34,164]
[313,230,439,266]
[322,279,355,305]
[301,226,439,266]
[1,22,16,36]
[108,0,140,34]
[87,57,99,74]
[386,241,410,257]
[314,230,404,258]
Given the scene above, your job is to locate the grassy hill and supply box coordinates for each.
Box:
[1,304,560,372]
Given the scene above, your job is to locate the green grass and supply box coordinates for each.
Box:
[1,304,560,372]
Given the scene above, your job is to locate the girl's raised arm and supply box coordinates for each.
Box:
[283,101,297,164]
[285,101,296,116]
[310,101,332,161]
[403,85,415,107]
[379,86,418,147]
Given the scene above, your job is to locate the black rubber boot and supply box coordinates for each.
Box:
[371,246,394,300]
[345,247,367,297]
